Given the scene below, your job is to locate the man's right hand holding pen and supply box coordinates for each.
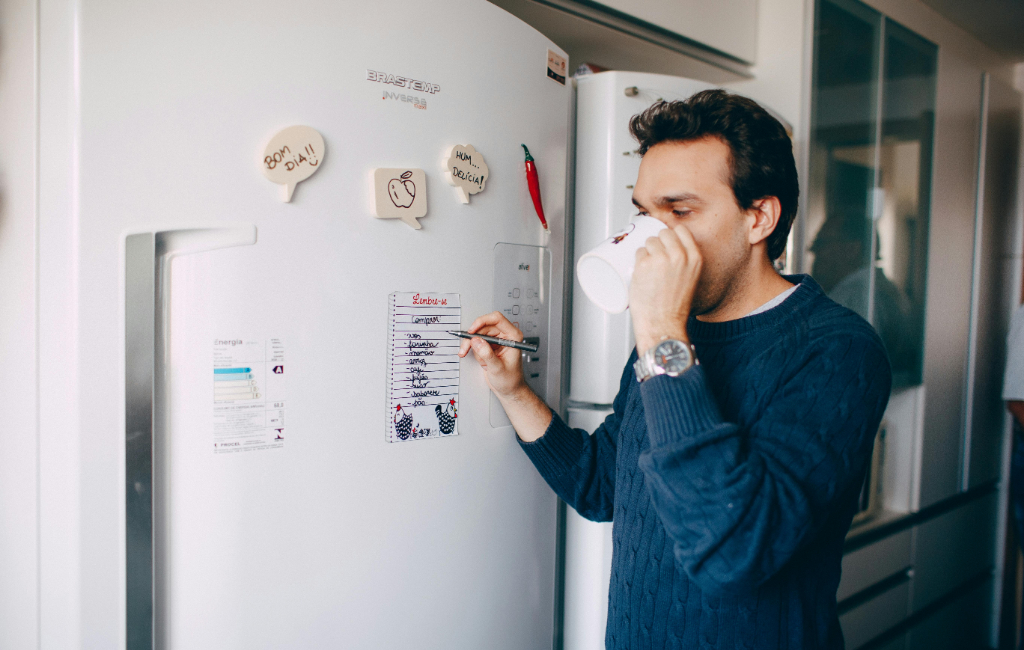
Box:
[457,312,553,442]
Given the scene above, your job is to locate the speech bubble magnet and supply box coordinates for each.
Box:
[373,168,428,229]
[443,144,489,204]
[261,125,325,202]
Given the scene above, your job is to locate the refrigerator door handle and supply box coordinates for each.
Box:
[125,225,256,650]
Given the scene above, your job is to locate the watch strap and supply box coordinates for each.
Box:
[634,339,697,383]
[633,353,653,383]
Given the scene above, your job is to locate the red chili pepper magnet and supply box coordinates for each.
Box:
[522,144,549,231]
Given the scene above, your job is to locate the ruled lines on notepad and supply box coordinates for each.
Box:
[387,292,460,442]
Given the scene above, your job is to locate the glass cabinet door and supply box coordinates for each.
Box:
[809,0,936,387]
[876,21,935,386]
[808,0,882,322]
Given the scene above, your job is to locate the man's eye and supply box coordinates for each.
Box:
[673,210,691,217]
[636,210,649,216]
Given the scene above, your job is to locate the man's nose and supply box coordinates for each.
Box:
[650,212,675,228]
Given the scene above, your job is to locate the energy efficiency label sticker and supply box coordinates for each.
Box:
[213,338,285,454]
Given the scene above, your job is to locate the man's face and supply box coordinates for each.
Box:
[631,137,753,316]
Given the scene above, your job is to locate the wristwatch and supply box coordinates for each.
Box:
[634,338,698,383]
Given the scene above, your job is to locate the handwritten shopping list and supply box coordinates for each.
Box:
[387,292,460,442]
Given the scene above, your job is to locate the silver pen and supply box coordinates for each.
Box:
[448,330,539,353]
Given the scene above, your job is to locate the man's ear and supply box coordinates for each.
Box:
[748,197,782,247]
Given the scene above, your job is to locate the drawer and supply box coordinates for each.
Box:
[839,529,912,601]
[911,494,997,612]
[908,578,991,650]
[874,634,907,650]
[839,579,910,649]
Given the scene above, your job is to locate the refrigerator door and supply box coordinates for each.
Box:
[570,71,715,405]
[563,407,615,650]
[46,0,570,647]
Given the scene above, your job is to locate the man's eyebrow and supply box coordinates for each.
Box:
[632,194,703,209]
[654,193,703,205]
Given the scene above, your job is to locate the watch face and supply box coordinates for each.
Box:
[654,339,691,375]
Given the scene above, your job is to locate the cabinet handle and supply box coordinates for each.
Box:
[125,225,256,649]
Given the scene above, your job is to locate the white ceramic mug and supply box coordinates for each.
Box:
[576,216,668,314]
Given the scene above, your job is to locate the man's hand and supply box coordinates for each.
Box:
[629,224,702,355]
[457,311,529,398]
[458,311,552,442]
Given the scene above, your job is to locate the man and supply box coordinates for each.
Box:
[460,90,891,649]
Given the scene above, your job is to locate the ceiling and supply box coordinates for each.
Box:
[918,0,1024,61]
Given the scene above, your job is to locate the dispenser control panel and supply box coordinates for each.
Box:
[491,243,550,427]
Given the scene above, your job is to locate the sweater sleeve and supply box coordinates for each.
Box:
[518,353,636,522]
[636,333,891,594]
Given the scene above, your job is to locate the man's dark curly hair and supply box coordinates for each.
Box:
[628,89,799,262]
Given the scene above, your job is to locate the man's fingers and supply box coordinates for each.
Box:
[672,224,701,262]
[658,227,685,258]
[471,336,496,362]
[644,236,666,257]
[467,311,504,334]
[468,311,522,339]
[461,330,505,358]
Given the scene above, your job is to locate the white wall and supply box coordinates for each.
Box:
[724,0,813,136]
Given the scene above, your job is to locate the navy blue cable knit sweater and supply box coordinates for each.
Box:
[520,275,891,649]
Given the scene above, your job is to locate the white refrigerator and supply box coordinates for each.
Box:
[20,1,572,647]
[563,71,715,650]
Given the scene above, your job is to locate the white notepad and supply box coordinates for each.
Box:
[387,292,461,442]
